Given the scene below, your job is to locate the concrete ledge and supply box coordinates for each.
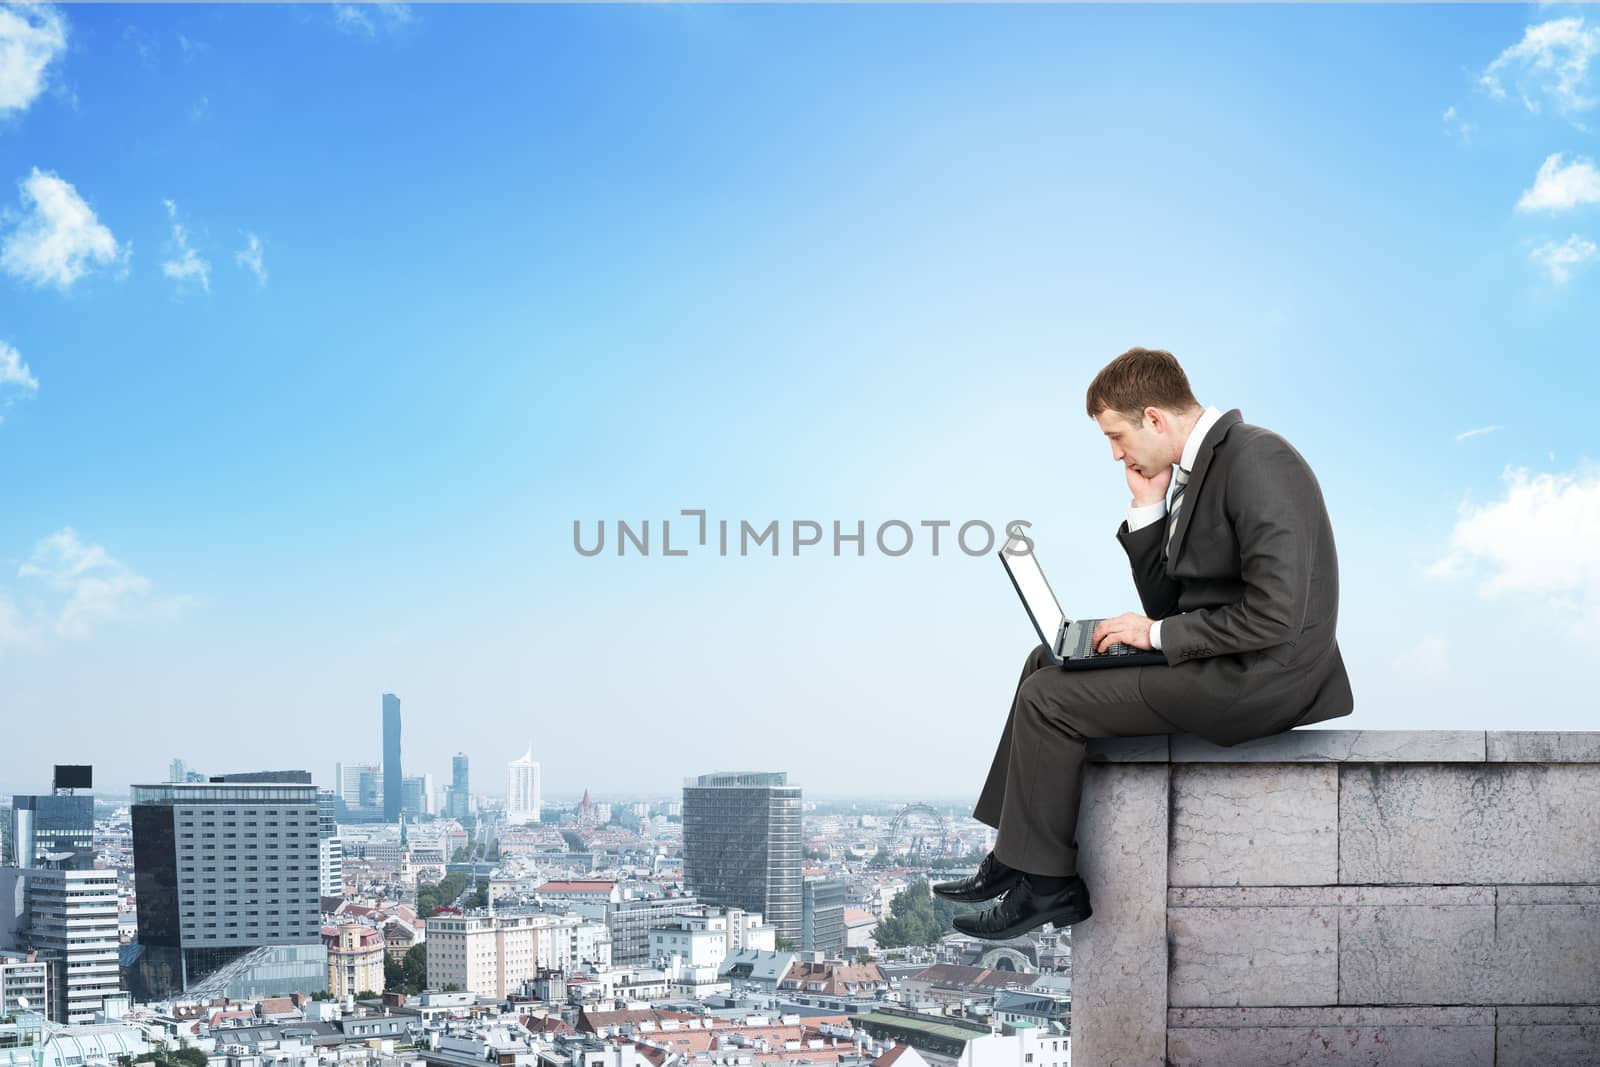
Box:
[1169,764,1337,886]
[1088,729,1600,764]
[1072,731,1600,1064]
[1497,1007,1600,1065]
[1167,1007,1494,1067]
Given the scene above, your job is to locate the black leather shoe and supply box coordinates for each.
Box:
[950,874,1092,940]
[932,852,1023,903]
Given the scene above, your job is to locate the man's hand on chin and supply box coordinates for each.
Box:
[1091,612,1156,652]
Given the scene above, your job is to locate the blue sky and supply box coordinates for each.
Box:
[1,3,1598,799]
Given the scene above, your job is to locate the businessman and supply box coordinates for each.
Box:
[937,347,1354,939]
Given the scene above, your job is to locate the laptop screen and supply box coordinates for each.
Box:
[1000,539,1066,644]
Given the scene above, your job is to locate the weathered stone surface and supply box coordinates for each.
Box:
[1167,905,1336,1007]
[1338,901,1497,1005]
[1070,763,1167,1067]
[1166,1007,1494,1067]
[1339,764,1600,883]
[1495,896,1600,1003]
[1169,764,1337,886]
[1497,1008,1600,1066]
[1487,731,1600,763]
[1086,736,1170,763]
[1169,886,1493,908]
[1171,729,1486,763]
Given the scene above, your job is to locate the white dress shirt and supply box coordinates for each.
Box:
[1124,405,1224,650]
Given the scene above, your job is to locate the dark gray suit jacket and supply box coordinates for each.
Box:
[1115,409,1354,746]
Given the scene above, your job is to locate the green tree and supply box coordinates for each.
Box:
[400,943,428,993]
[872,878,973,948]
[169,1047,208,1067]
[775,934,796,951]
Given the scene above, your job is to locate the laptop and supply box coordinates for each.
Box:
[1000,539,1168,670]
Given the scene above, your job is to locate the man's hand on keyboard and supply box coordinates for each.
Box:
[1092,612,1155,653]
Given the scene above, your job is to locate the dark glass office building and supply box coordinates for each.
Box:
[382,693,402,822]
[448,753,470,820]
[10,794,95,870]
[682,771,802,944]
[128,773,323,1000]
[802,876,847,955]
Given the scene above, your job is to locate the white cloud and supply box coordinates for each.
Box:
[333,3,412,36]
[16,527,155,640]
[1530,233,1597,283]
[1455,424,1502,441]
[0,339,37,394]
[0,3,67,118]
[1516,153,1600,212]
[1395,634,1450,679]
[0,167,127,289]
[1480,16,1600,115]
[1428,465,1600,642]
[0,593,24,647]
[160,197,210,294]
[1442,104,1474,143]
[234,232,266,286]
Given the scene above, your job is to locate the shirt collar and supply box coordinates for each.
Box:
[1179,405,1224,473]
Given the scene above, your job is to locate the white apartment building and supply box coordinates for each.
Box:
[507,750,541,825]
[721,907,777,952]
[958,1028,1070,1067]
[649,911,728,969]
[318,838,344,899]
[25,869,121,1024]
[429,913,542,998]
[427,911,609,997]
[0,951,49,1015]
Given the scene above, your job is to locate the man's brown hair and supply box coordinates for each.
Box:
[1085,347,1200,424]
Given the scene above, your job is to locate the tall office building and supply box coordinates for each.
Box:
[507,749,540,825]
[681,772,802,944]
[24,868,120,1023]
[168,759,187,784]
[801,877,847,956]
[400,775,434,817]
[382,694,403,822]
[448,753,471,820]
[128,773,324,1001]
[334,762,380,810]
[316,791,343,899]
[11,766,96,871]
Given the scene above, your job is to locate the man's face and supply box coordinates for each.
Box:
[1096,407,1169,477]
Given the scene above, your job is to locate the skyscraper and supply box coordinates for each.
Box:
[10,766,95,871]
[316,791,343,899]
[128,772,324,1001]
[682,772,802,944]
[507,748,540,825]
[448,753,470,820]
[382,694,402,822]
[23,868,120,1023]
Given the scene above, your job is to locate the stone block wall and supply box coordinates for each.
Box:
[1072,731,1600,1066]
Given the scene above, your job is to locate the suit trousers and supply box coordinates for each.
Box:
[973,643,1179,877]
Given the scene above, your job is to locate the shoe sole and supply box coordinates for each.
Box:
[952,900,1093,940]
[932,875,1023,904]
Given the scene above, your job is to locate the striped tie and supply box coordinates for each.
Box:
[1165,466,1191,555]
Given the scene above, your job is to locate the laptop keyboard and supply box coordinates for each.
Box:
[1073,620,1143,658]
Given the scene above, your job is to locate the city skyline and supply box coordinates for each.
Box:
[4,4,1600,794]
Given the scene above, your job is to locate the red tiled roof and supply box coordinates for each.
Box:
[875,1047,912,1067]
[539,880,616,892]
